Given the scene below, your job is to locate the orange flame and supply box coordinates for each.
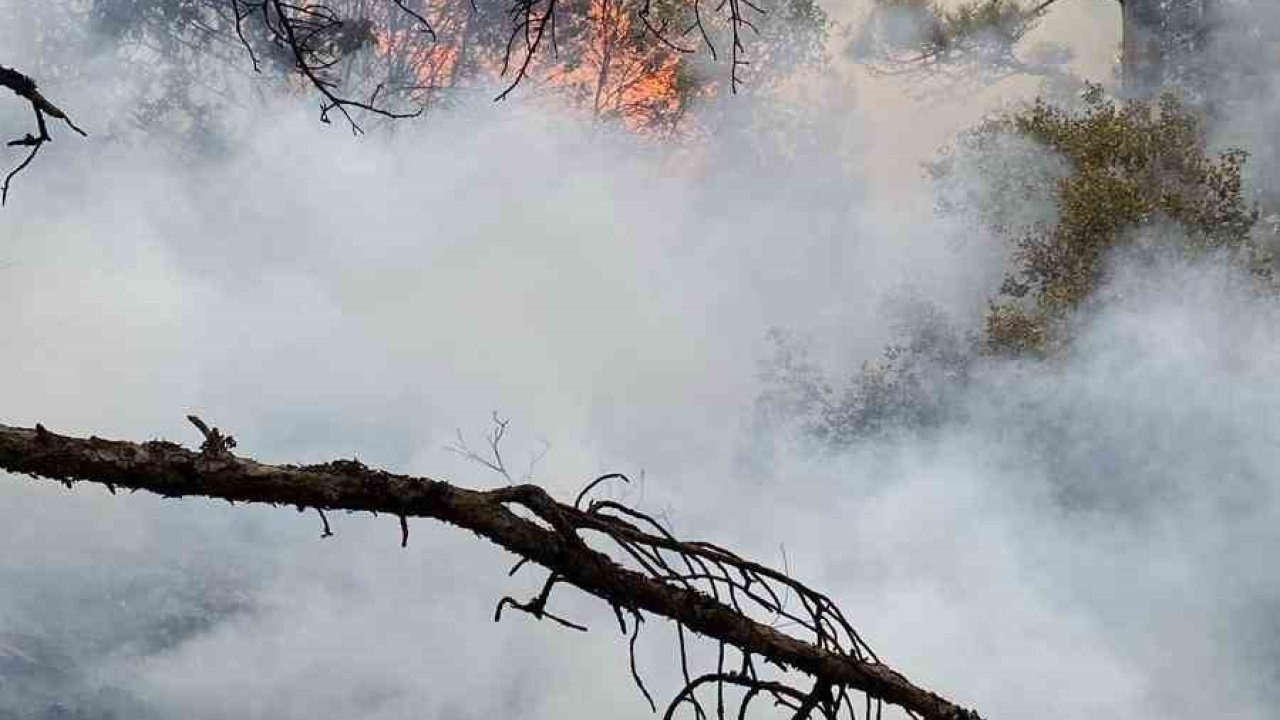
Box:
[370,0,693,133]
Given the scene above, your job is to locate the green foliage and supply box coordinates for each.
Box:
[762,85,1274,448]
[758,304,973,444]
[863,0,1045,63]
[968,85,1268,353]
[930,0,1033,52]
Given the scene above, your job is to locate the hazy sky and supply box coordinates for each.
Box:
[1,2,1277,720]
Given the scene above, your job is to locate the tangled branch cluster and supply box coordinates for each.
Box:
[486,469,884,720]
[229,0,428,131]
[228,0,766,124]
[484,0,770,99]
[632,0,766,94]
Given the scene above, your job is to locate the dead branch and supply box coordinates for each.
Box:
[447,412,549,484]
[0,420,983,720]
[0,65,87,205]
[224,0,761,117]
[229,0,427,132]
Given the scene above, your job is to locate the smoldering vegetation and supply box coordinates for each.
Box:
[1,2,1279,720]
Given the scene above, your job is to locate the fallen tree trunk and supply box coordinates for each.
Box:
[0,420,982,720]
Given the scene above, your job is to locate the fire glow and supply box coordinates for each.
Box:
[371,0,694,132]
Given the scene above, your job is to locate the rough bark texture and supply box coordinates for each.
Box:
[0,421,982,720]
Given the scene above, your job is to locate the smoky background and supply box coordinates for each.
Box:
[1,1,1278,718]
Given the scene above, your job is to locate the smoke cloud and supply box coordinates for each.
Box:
[1,2,1278,719]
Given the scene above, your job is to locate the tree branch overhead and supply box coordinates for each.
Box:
[0,64,87,205]
[0,420,982,720]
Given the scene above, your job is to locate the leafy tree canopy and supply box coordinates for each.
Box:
[762,85,1275,446]
[969,85,1269,355]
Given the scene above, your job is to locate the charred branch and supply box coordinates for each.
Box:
[0,420,982,720]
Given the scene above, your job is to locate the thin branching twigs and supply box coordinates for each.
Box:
[0,421,983,720]
[230,0,426,131]
[225,0,764,118]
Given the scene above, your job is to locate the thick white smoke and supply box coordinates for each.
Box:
[1,2,1278,720]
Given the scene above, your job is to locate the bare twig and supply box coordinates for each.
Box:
[447,413,546,485]
[317,506,334,537]
[225,0,761,111]
[856,0,1073,84]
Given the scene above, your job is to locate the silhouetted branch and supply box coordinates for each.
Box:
[224,0,767,115]
[229,0,426,132]
[316,506,335,537]
[0,420,984,720]
[495,0,559,100]
[0,65,87,205]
